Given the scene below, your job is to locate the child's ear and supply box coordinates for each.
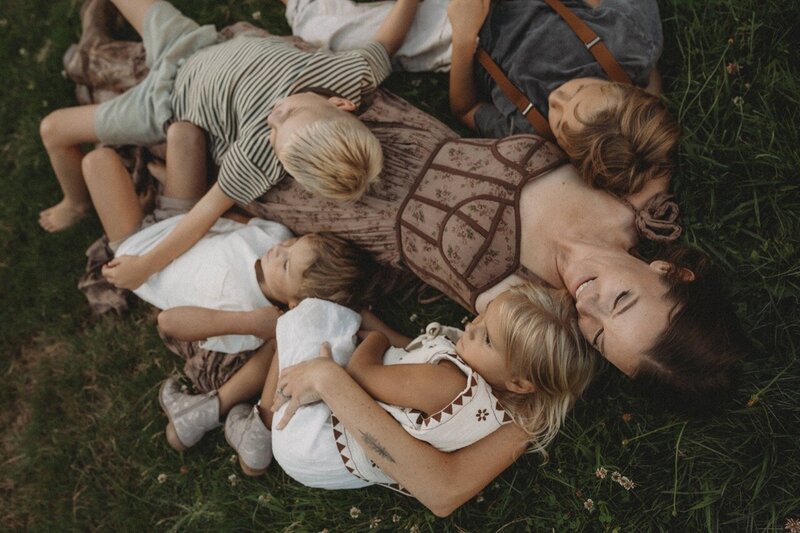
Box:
[287,297,301,309]
[328,96,357,113]
[505,378,536,395]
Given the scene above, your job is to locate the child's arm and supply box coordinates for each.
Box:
[448,0,491,129]
[102,183,234,290]
[158,306,282,342]
[346,331,466,415]
[359,309,413,347]
[372,0,421,57]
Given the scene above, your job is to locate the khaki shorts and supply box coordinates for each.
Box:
[94,1,218,145]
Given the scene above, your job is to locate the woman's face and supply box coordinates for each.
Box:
[548,78,612,146]
[565,254,677,376]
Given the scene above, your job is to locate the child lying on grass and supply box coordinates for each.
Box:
[160,284,597,496]
[40,0,419,293]
[78,121,380,399]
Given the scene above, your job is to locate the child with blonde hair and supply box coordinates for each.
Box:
[161,282,597,486]
[39,0,420,291]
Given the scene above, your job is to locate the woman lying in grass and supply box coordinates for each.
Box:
[61,6,750,513]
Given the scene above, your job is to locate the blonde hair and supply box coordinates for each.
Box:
[278,116,383,202]
[560,82,680,196]
[493,284,598,459]
[298,232,382,309]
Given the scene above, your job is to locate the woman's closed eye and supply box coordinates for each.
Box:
[613,291,629,310]
[592,328,604,348]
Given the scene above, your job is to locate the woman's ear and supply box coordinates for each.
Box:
[288,298,300,310]
[505,378,536,395]
[328,96,357,112]
[650,260,695,281]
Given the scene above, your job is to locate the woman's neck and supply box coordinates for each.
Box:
[521,165,638,287]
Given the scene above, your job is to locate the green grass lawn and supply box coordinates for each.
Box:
[1,0,798,530]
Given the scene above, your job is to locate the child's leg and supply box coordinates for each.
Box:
[223,346,278,476]
[38,104,101,232]
[257,352,281,429]
[109,0,157,37]
[160,121,208,200]
[82,147,144,242]
[217,340,275,416]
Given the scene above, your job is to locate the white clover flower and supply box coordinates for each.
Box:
[369,517,382,529]
[732,96,744,106]
[392,514,401,523]
[595,467,607,479]
[157,473,168,484]
[785,518,800,533]
[583,498,594,512]
[350,506,361,519]
[19,48,27,57]
[251,10,262,20]
[229,454,238,464]
[228,473,240,486]
[258,493,273,505]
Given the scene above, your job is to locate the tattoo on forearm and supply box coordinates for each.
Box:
[360,431,396,464]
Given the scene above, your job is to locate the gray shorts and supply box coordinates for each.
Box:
[109,195,197,253]
[94,1,218,145]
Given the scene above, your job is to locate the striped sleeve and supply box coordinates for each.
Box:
[348,41,393,91]
[290,41,392,106]
[217,137,285,205]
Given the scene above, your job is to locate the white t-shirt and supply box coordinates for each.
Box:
[117,217,294,353]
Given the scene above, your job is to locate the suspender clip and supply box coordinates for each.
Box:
[521,102,534,116]
[585,36,601,49]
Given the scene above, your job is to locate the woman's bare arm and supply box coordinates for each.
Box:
[274,350,529,516]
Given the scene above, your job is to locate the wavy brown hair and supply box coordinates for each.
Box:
[299,232,382,310]
[634,244,750,413]
[560,82,680,196]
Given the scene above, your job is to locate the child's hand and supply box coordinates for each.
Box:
[359,309,383,332]
[272,342,336,429]
[250,306,283,340]
[101,255,151,290]
[448,0,490,46]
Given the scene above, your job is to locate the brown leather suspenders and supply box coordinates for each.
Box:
[475,0,633,139]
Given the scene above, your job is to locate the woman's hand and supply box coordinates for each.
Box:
[271,342,338,429]
[448,0,490,47]
[101,255,152,290]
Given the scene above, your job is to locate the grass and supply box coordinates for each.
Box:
[1,0,799,530]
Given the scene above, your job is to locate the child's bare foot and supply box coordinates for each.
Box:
[147,160,167,184]
[38,199,90,232]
